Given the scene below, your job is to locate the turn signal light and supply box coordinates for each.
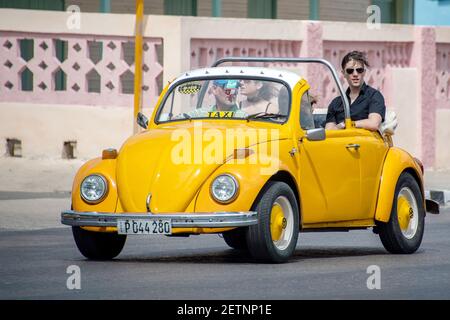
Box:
[102,148,118,160]
[233,148,254,159]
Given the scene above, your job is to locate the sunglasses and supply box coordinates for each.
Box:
[216,86,238,96]
[345,68,365,75]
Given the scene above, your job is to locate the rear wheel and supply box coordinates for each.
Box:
[246,181,299,263]
[72,226,126,260]
[378,172,425,254]
[222,228,248,250]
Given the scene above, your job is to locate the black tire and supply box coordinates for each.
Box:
[246,181,299,263]
[378,172,425,254]
[72,226,126,260]
[222,228,248,250]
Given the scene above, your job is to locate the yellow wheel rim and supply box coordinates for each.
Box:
[397,195,413,231]
[270,203,286,241]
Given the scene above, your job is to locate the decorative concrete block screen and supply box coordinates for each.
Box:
[0,32,163,107]
[322,42,412,108]
[191,39,302,68]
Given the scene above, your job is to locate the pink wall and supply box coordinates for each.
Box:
[0,32,163,108]
[1,13,449,167]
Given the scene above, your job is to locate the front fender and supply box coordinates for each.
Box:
[194,142,295,231]
[375,148,424,222]
[72,157,119,232]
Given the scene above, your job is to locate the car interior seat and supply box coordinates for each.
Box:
[378,110,398,146]
[379,110,398,135]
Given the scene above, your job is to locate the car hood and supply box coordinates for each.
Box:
[116,121,285,212]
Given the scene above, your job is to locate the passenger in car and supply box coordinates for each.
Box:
[185,79,246,118]
[325,51,386,131]
[239,79,278,115]
[277,85,289,116]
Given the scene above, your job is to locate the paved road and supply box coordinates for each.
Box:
[1,203,449,300]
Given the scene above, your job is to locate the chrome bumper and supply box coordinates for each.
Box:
[61,210,258,228]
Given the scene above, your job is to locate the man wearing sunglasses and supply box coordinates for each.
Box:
[325,51,386,131]
[210,79,241,111]
[185,79,246,119]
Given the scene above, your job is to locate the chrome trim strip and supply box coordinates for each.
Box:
[146,193,152,213]
[61,210,258,228]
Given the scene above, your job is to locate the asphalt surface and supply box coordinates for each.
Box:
[0,204,449,300]
[0,191,71,200]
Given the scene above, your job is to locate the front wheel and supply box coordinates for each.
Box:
[72,226,127,260]
[378,172,425,254]
[246,181,299,263]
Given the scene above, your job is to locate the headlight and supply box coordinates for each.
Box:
[210,174,239,204]
[80,174,108,204]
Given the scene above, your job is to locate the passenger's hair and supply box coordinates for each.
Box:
[250,80,276,102]
[277,86,289,115]
[341,51,370,70]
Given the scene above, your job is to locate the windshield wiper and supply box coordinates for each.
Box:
[245,112,287,121]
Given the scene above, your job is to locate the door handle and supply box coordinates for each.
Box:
[346,144,360,150]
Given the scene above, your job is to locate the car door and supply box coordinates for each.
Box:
[296,92,363,224]
[352,129,388,219]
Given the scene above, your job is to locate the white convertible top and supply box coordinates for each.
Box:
[172,66,303,89]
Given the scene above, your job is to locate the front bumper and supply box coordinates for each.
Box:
[61,210,258,228]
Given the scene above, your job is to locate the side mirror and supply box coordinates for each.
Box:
[137,112,149,129]
[305,128,326,141]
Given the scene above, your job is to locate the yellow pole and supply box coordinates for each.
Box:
[133,0,144,133]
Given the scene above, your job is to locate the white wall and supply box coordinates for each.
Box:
[386,68,421,159]
[0,103,133,160]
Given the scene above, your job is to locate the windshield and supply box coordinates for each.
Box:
[156,78,290,123]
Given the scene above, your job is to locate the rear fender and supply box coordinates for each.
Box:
[375,148,424,222]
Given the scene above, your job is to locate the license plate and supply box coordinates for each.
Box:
[117,219,172,235]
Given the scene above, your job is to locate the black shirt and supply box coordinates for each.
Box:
[325,82,386,125]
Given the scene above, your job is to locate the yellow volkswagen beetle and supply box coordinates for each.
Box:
[61,57,439,263]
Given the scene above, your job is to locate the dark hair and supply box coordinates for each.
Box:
[258,82,276,101]
[341,51,370,70]
[277,86,289,115]
[247,80,276,101]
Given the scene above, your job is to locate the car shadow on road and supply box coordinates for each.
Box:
[292,246,387,260]
[106,246,388,264]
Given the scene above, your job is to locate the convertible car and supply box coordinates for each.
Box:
[61,57,439,263]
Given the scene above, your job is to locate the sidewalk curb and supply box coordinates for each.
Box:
[425,189,450,206]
